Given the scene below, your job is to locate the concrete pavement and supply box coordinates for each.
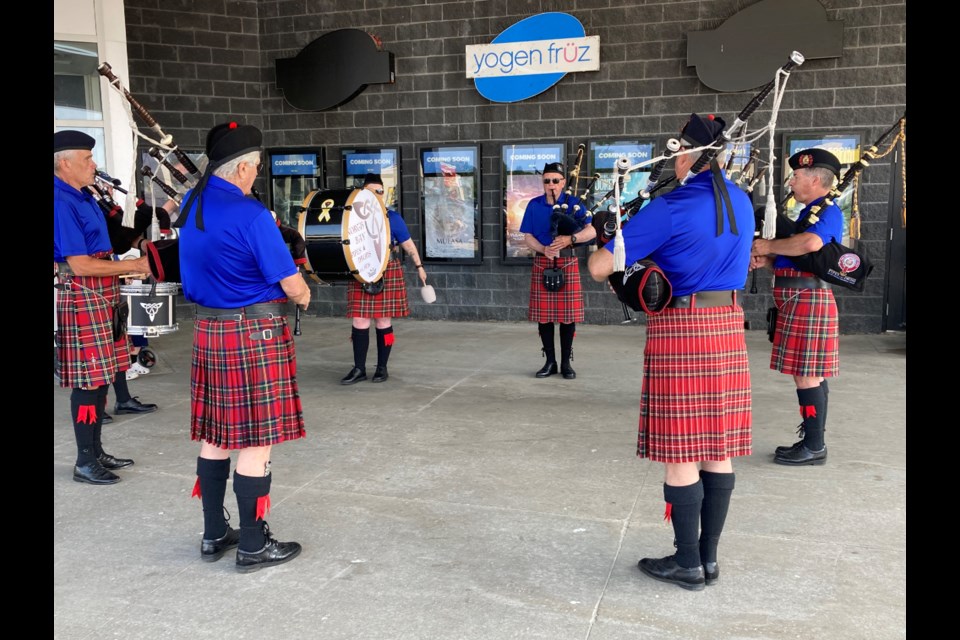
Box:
[54,318,906,640]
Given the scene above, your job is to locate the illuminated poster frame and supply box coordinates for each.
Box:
[340,147,402,213]
[500,141,565,265]
[418,145,482,264]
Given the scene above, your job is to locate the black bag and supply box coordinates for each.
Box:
[542,265,565,292]
[112,300,129,342]
[791,241,874,292]
[766,306,778,343]
[361,279,384,295]
[609,259,673,315]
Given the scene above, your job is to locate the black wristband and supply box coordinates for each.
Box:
[414,264,423,268]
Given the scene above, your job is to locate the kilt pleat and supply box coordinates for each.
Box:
[527,255,585,323]
[346,258,410,318]
[771,269,839,377]
[56,274,130,389]
[639,305,752,463]
[190,316,305,449]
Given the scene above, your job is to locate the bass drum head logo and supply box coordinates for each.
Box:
[475,13,587,103]
[837,252,861,274]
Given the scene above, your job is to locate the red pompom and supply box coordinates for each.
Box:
[229,122,238,129]
[707,114,715,120]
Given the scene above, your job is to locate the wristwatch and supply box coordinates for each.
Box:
[570,233,578,245]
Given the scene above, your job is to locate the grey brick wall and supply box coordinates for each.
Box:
[124,0,906,334]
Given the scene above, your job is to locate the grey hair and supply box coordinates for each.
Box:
[53,150,74,175]
[806,166,837,188]
[684,148,727,172]
[213,150,260,180]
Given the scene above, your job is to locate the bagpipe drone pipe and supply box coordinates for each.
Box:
[595,51,807,313]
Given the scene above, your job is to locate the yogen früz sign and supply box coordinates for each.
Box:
[466,13,599,103]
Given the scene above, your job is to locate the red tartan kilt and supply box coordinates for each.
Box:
[346,258,410,318]
[56,274,130,389]
[527,255,585,323]
[771,268,839,377]
[639,306,752,463]
[190,316,305,449]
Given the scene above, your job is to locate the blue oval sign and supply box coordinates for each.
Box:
[474,13,587,103]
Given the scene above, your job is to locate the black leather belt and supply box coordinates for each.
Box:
[195,302,289,321]
[668,290,740,309]
[774,276,831,290]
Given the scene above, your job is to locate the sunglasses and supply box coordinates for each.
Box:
[375,188,384,195]
[543,178,562,184]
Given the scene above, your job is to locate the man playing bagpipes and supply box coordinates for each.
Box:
[520,161,596,380]
[749,148,843,467]
[588,113,755,591]
[54,131,150,485]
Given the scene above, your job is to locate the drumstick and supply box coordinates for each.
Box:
[294,306,302,336]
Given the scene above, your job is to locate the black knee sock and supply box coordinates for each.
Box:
[797,386,827,451]
[351,327,370,371]
[233,471,272,552]
[92,386,109,457]
[664,481,704,569]
[559,322,575,368]
[197,457,231,540]
[538,323,555,363]
[113,370,131,404]
[820,380,829,432]
[699,471,736,565]
[71,388,100,465]
[376,327,394,369]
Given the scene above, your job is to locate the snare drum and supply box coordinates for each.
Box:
[298,189,391,284]
[120,282,181,337]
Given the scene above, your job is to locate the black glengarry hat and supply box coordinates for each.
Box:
[680,113,726,147]
[542,162,564,176]
[205,121,263,166]
[54,130,96,153]
[362,173,383,187]
[788,148,842,178]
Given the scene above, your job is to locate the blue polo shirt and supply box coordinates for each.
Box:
[774,196,844,270]
[603,170,754,296]
[178,176,298,307]
[388,209,411,246]
[54,176,111,261]
[520,193,591,247]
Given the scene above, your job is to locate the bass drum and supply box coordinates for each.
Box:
[297,189,391,284]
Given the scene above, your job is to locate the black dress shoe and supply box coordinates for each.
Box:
[340,367,367,385]
[102,412,113,425]
[561,365,576,380]
[775,424,805,454]
[774,444,827,466]
[236,523,302,573]
[637,555,705,591]
[202,527,240,562]
[115,397,158,415]
[98,452,134,469]
[535,362,558,378]
[704,562,719,586]
[774,440,805,455]
[73,461,120,485]
[371,366,388,383]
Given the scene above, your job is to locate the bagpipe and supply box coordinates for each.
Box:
[542,145,590,293]
[769,114,905,292]
[95,62,309,294]
[596,51,806,313]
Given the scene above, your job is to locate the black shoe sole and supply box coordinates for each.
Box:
[638,564,705,591]
[340,377,367,385]
[236,547,302,573]
[73,474,120,485]
[773,456,827,466]
[202,544,239,563]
